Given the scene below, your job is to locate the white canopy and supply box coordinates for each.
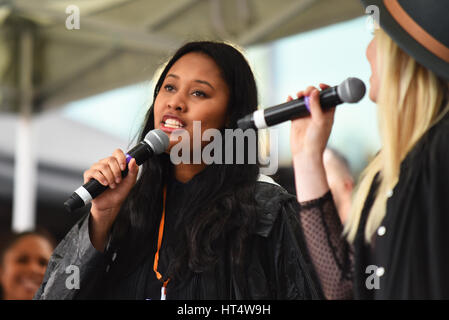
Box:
[0,0,364,112]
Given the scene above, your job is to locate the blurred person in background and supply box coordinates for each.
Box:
[290,0,449,299]
[323,148,354,224]
[273,147,354,224]
[0,230,55,300]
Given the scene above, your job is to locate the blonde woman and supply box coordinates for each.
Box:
[291,0,449,299]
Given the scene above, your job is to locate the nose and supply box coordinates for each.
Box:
[167,92,187,112]
[29,259,46,275]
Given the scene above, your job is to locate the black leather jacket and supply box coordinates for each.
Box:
[35,180,323,300]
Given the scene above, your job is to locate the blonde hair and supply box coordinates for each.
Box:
[344,29,449,243]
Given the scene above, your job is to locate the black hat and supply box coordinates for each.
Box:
[361,0,449,81]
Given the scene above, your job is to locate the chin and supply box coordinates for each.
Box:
[369,89,378,103]
[369,78,379,103]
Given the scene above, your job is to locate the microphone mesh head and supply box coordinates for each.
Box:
[337,77,366,103]
[144,129,169,154]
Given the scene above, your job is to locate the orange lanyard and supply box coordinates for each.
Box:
[153,185,169,299]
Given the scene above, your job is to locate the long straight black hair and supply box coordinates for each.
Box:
[107,41,260,284]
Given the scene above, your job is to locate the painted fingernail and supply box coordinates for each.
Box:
[304,96,311,111]
[110,183,116,189]
[115,177,120,184]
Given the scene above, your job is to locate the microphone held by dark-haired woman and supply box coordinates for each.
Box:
[34,41,324,300]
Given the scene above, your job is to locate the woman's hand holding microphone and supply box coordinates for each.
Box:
[289,84,336,202]
[83,149,139,252]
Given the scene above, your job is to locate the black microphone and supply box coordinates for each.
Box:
[64,129,169,213]
[237,77,366,130]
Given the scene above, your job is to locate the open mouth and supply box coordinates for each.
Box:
[18,277,41,292]
[161,115,186,131]
[163,118,184,129]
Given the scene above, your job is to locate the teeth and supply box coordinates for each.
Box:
[164,118,183,128]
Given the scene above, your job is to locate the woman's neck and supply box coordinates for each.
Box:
[174,163,207,183]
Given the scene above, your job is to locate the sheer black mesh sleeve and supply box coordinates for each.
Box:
[299,191,354,300]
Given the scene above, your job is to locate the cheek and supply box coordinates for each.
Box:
[369,72,380,102]
[367,41,380,102]
[1,263,21,289]
[199,111,224,128]
[197,115,226,141]
[201,100,228,129]
[153,99,162,126]
[188,106,228,149]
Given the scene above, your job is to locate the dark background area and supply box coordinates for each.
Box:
[0,196,86,243]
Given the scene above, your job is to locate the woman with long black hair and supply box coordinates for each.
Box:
[35,41,323,300]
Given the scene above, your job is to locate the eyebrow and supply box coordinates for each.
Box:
[166,74,215,90]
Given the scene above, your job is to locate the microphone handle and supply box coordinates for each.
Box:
[64,142,155,212]
[84,141,155,197]
[264,86,342,126]
[126,141,155,166]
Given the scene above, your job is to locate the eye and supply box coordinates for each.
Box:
[192,90,207,98]
[39,258,48,267]
[16,255,29,264]
[164,84,175,92]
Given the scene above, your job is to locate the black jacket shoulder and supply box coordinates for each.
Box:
[253,180,296,237]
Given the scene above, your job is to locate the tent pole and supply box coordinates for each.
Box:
[12,27,37,232]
